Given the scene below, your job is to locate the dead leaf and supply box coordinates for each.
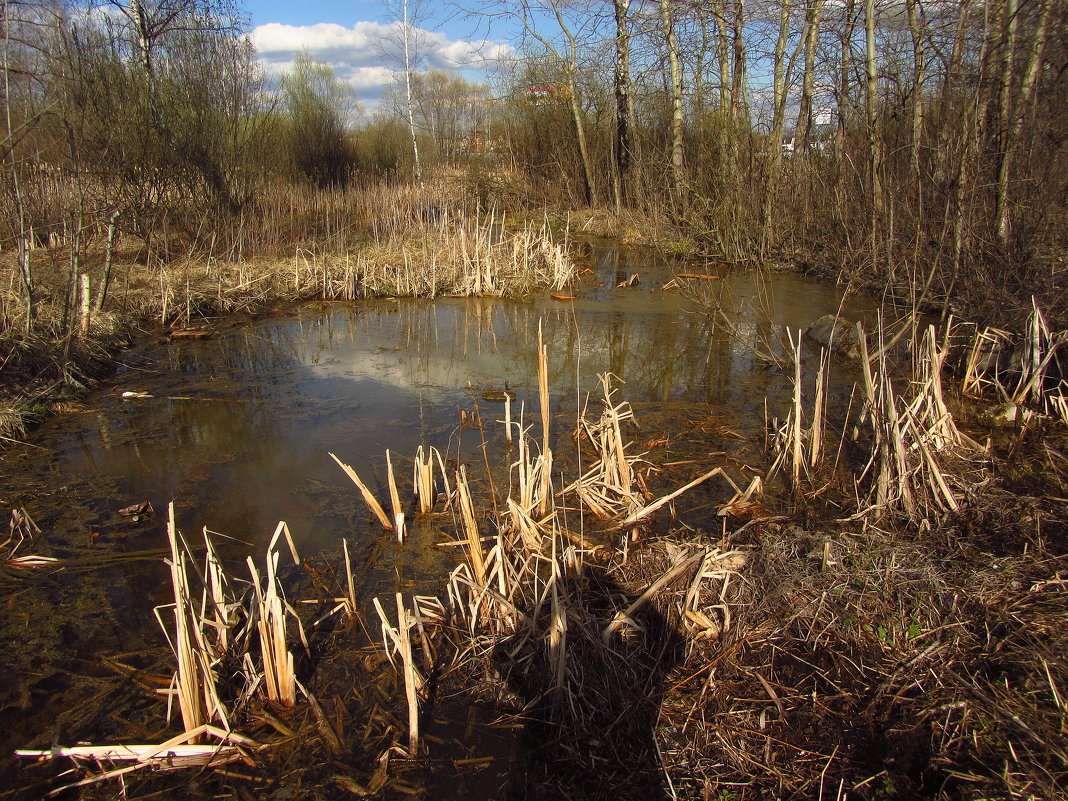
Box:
[118,501,154,518]
[368,750,390,793]
[685,609,722,638]
[333,775,371,796]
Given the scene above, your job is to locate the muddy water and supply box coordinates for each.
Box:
[0,245,871,786]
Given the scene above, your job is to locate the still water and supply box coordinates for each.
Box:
[0,245,870,768]
[11,250,867,552]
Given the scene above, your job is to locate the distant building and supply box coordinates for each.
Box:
[523,84,569,105]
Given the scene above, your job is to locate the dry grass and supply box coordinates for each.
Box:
[654,509,1068,800]
[0,182,578,445]
[959,301,1068,424]
[9,310,1068,800]
[337,333,1067,801]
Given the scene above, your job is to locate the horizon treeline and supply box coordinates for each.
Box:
[1,0,1066,330]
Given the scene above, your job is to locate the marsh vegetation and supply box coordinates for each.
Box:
[1,0,1068,799]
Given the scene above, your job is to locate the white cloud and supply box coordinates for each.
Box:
[347,66,395,91]
[250,21,512,102]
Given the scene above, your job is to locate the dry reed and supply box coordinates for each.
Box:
[156,503,228,737]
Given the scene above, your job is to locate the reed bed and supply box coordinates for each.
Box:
[324,366,761,796]
[11,312,1068,799]
[17,510,318,792]
[327,326,1066,801]
[0,185,577,446]
[959,300,1068,422]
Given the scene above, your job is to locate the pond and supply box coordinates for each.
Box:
[0,243,873,792]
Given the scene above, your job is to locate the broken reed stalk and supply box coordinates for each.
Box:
[330,452,393,530]
[603,551,705,641]
[16,724,256,796]
[455,465,486,587]
[537,320,553,516]
[548,540,567,689]
[791,331,804,485]
[396,593,420,755]
[620,468,727,527]
[386,449,406,542]
[600,373,634,498]
[504,393,513,445]
[810,346,828,469]
[372,595,423,755]
[961,325,1012,397]
[247,548,296,707]
[511,407,551,516]
[201,528,232,656]
[719,475,764,516]
[413,446,434,515]
[342,538,357,617]
[159,503,226,738]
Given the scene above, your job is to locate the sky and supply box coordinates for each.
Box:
[241,0,514,107]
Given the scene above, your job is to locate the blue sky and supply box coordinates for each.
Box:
[241,0,512,106]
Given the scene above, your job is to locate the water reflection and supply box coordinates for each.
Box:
[1,251,869,563]
[0,247,887,792]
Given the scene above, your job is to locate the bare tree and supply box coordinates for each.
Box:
[794,0,824,150]
[659,0,684,194]
[497,0,597,204]
[379,0,434,187]
[611,0,632,210]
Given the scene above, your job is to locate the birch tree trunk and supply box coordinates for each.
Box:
[905,0,926,179]
[612,0,632,211]
[769,0,794,169]
[996,0,1051,245]
[795,0,824,150]
[660,0,685,194]
[402,0,423,187]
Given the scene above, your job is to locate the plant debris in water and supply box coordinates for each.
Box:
[4,306,1068,801]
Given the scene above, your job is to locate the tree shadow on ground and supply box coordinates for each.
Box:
[495,563,684,801]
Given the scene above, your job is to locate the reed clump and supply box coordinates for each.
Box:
[763,317,990,525]
[341,333,1065,801]
[0,185,577,445]
[11,320,1068,800]
[853,321,987,522]
[959,300,1068,424]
